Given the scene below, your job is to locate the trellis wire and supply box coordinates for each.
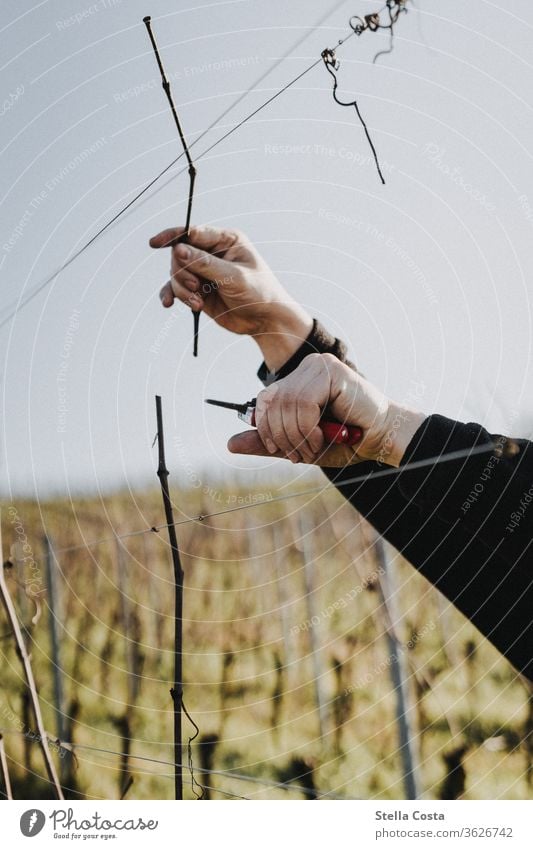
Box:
[1,430,508,800]
[0,728,347,799]
[51,442,499,558]
[0,1,403,332]
[1,2,524,804]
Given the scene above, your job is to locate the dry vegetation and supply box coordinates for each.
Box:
[1,481,532,800]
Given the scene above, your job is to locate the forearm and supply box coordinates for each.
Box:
[255,316,425,467]
[254,321,533,678]
[253,315,530,544]
[256,316,356,385]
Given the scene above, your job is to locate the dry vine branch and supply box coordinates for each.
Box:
[0,734,13,799]
[0,520,64,800]
[155,396,185,800]
[0,2,411,333]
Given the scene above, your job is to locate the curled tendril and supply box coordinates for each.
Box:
[382,0,409,29]
[373,0,409,62]
[321,2,411,181]
[349,16,365,35]
[349,1,408,51]
[321,53,385,184]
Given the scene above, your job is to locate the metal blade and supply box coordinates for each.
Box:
[205,398,248,414]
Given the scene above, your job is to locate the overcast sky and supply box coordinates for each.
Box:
[2,0,533,498]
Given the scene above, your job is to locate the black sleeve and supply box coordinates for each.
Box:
[398,413,533,557]
[257,321,533,681]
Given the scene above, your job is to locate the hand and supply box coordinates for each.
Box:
[149,225,313,370]
[228,353,427,467]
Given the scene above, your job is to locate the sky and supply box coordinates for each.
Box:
[2,0,533,498]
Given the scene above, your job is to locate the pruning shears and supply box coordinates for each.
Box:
[205,398,363,447]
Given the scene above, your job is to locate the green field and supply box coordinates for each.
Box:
[1,481,531,801]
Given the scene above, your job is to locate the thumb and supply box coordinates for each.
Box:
[228,430,283,457]
[149,227,186,248]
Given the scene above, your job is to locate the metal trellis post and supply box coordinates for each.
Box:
[373,535,420,800]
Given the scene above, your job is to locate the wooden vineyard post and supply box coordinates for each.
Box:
[373,534,420,800]
[0,517,64,800]
[155,395,184,801]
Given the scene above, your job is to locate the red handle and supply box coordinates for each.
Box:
[320,420,363,446]
[249,410,362,447]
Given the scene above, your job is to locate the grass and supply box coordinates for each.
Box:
[0,481,531,800]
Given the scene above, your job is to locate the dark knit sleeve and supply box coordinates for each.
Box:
[397,413,533,560]
[257,318,356,385]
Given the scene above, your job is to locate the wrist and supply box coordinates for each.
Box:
[375,402,427,467]
[252,302,313,373]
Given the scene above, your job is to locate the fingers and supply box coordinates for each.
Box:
[255,387,323,464]
[256,391,300,462]
[151,227,245,288]
[173,242,235,284]
[159,279,203,311]
[160,249,213,309]
[149,225,245,252]
[297,402,325,456]
[187,225,246,252]
[227,430,359,468]
[149,227,187,248]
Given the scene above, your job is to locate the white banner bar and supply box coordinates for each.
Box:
[3,799,532,848]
